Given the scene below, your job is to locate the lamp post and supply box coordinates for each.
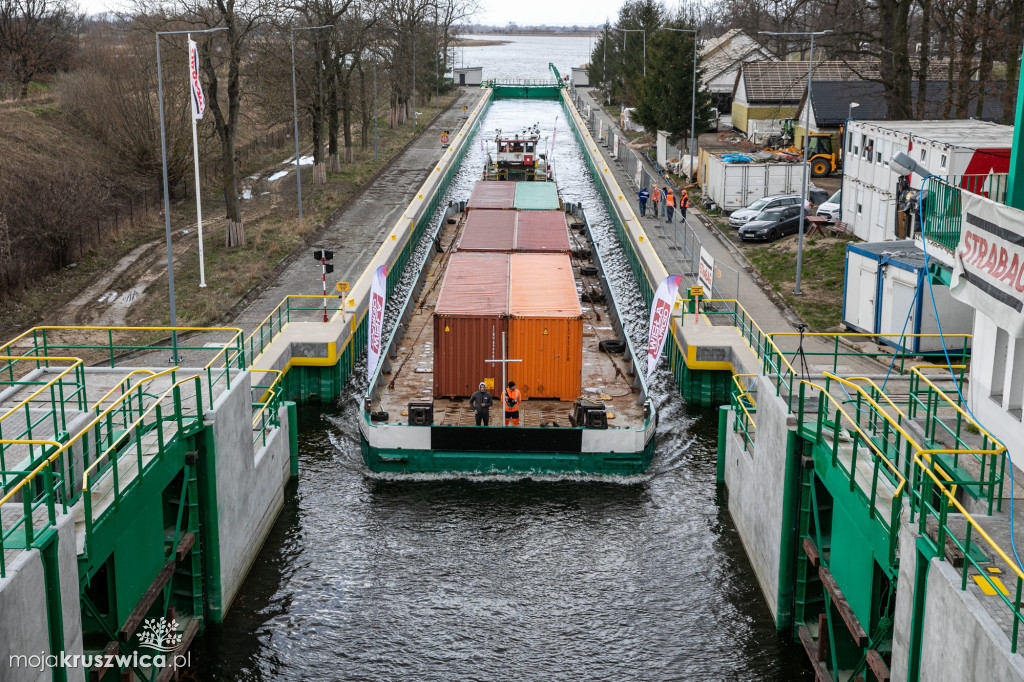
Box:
[839,102,859,222]
[290,24,333,225]
[156,25,226,363]
[759,29,832,296]
[615,28,645,77]
[661,27,698,184]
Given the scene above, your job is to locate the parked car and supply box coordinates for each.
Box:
[728,195,810,228]
[738,206,803,241]
[817,189,842,222]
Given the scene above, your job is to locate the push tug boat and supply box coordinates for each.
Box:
[358,128,656,475]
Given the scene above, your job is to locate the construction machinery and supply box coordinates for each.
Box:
[764,119,840,177]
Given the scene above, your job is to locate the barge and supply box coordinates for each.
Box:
[358,130,656,475]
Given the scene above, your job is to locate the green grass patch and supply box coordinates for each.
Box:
[746,236,855,331]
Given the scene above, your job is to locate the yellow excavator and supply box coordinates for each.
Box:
[764,119,840,177]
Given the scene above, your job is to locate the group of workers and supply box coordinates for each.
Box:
[469,381,522,427]
[637,184,690,223]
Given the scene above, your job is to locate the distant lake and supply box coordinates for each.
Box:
[454,34,594,80]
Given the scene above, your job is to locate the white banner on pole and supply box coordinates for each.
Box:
[646,274,683,382]
[188,39,206,120]
[612,134,619,158]
[698,247,715,294]
[367,264,387,382]
[951,192,1024,337]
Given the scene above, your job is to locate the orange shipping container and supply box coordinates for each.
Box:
[433,252,511,398]
[507,254,582,401]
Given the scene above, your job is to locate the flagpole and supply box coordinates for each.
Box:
[189,34,207,288]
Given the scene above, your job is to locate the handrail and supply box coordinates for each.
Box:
[251,369,283,405]
[89,368,176,410]
[910,364,1006,449]
[801,380,908,497]
[0,357,84,426]
[0,440,62,507]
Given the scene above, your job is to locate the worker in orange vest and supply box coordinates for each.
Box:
[665,188,675,223]
[680,190,691,222]
[651,184,661,219]
[504,381,522,426]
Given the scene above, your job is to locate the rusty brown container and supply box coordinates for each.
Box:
[457,210,516,252]
[433,252,510,398]
[514,210,571,253]
[507,253,583,401]
[466,181,517,210]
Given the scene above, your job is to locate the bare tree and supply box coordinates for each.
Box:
[0,0,77,98]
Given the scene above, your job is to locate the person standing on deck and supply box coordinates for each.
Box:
[504,381,522,426]
[470,382,493,426]
[651,184,661,219]
[665,188,675,223]
[637,187,650,216]
[680,190,690,222]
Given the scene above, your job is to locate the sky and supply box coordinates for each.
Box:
[81,0,623,28]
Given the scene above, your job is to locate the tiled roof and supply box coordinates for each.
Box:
[701,30,775,81]
[739,61,881,103]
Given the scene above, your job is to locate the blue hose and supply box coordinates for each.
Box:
[917,175,1020,572]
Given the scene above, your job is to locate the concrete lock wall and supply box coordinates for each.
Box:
[889,515,917,681]
[723,374,792,621]
[210,371,292,621]
[0,512,83,682]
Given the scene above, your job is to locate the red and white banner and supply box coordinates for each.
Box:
[367,265,387,382]
[698,247,715,293]
[951,192,1024,337]
[187,39,206,120]
[646,274,683,382]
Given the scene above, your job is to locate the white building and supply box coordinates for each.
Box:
[699,29,775,109]
[453,66,483,87]
[841,120,1013,242]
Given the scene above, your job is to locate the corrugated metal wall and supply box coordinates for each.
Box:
[433,315,508,398]
[508,317,582,400]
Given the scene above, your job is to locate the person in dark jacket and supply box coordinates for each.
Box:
[637,187,650,216]
[469,381,493,426]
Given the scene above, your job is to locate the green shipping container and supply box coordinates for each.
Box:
[513,182,561,211]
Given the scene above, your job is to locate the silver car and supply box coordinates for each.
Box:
[816,189,841,222]
[728,195,807,228]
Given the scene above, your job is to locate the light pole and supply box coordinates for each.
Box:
[290,24,333,225]
[839,102,859,222]
[760,29,832,296]
[156,25,226,362]
[661,27,698,184]
[615,28,645,77]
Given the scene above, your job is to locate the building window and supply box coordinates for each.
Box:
[992,327,1009,402]
[920,148,927,161]
[1009,336,1024,420]
[940,154,948,169]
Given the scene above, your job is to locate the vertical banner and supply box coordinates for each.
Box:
[367,264,387,383]
[698,247,715,293]
[187,39,206,120]
[612,133,619,159]
[634,153,642,188]
[646,274,683,382]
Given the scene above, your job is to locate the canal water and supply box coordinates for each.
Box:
[186,69,811,681]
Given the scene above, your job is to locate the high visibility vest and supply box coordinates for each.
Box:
[681,195,690,208]
[666,192,675,205]
[652,188,661,201]
[504,388,521,412]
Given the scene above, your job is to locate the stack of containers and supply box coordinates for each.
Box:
[467,181,517,210]
[508,253,583,400]
[456,210,516,253]
[433,252,510,398]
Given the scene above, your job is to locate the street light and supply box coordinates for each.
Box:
[614,28,646,77]
[661,27,699,185]
[848,101,860,120]
[156,25,226,363]
[290,24,334,225]
[759,29,832,296]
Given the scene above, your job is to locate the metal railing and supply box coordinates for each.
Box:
[244,295,346,367]
[251,369,284,448]
[730,373,757,451]
[799,379,908,564]
[921,174,1010,253]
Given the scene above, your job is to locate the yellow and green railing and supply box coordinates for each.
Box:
[730,373,758,452]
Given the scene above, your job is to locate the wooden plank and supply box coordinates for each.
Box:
[816,613,829,661]
[819,566,869,647]
[175,532,195,563]
[118,560,174,642]
[804,537,821,568]
[88,640,120,682]
[797,624,833,682]
[866,649,891,682]
[154,617,200,682]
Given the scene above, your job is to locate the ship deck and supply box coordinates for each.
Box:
[374,208,645,429]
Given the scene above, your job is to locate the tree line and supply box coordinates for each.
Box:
[0,0,474,297]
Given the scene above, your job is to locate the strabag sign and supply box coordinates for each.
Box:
[187,39,205,120]
[698,247,715,293]
[367,264,387,382]
[646,274,683,382]
[950,192,1024,337]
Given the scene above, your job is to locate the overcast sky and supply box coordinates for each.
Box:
[82,0,621,27]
